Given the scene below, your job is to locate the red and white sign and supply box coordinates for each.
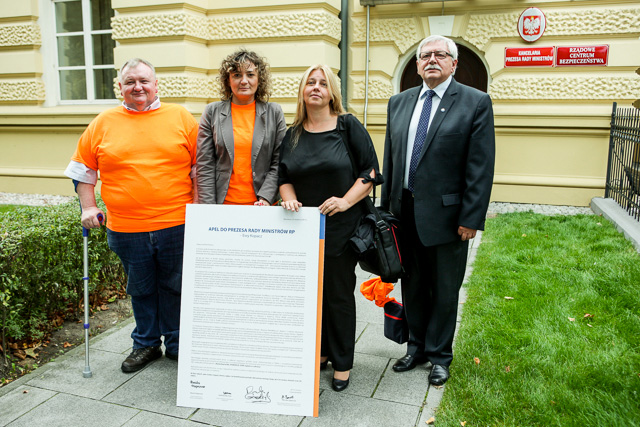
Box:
[505,47,554,67]
[556,45,609,66]
[518,7,546,42]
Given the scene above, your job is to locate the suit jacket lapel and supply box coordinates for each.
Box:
[220,101,235,163]
[418,79,458,162]
[400,87,421,167]
[252,101,266,167]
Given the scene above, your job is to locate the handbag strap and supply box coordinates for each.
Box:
[337,115,383,222]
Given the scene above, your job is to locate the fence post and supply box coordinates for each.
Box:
[605,102,617,199]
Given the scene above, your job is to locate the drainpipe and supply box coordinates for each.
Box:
[364,5,371,127]
[340,0,349,111]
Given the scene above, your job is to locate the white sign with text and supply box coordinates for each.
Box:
[177,205,324,417]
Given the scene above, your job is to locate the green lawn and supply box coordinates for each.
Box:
[0,204,18,214]
[438,212,640,426]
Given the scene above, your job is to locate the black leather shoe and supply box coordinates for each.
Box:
[165,351,178,361]
[428,364,450,385]
[392,354,428,372]
[320,360,329,370]
[331,377,350,392]
[121,346,162,373]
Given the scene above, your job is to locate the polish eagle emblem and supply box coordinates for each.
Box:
[523,16,541,35]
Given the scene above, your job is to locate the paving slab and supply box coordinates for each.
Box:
[5,393,138,427]
[25,350,136,400]
[372,358,430,406]
[0,385,57,427]
[191,406,303,427]
[354,322,406,360]
[318,352,388,398]
[123,411,208,426]
[419,384,445,425]
[103,357,195,418]
[91,319,136,354]
[300,391,420,427]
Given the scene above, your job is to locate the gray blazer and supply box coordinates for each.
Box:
[196,100,287,204]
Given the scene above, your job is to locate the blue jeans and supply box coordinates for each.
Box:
[107,224,185,354]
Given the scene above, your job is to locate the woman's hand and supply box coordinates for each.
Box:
[254,198,270,206]
[319,197,351,216]
[282,200,303,212]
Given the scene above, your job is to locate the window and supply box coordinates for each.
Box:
[53,0,116,102]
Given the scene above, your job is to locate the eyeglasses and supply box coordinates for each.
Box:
[419,51,453,61]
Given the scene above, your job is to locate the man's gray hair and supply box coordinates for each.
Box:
[416,35,458,60]
[119,58,156,83]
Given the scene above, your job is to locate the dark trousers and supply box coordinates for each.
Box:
[107,224,185,354]
[321,247,358,371]
[401,192,468,366]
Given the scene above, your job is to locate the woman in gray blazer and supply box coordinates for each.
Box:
[196,49,286,205]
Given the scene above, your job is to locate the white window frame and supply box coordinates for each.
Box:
[42,0,118,106]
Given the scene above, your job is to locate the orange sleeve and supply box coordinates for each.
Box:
[71,119,99,171]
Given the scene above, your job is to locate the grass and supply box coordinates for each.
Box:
[0,204,19,213]
[438,212,640,427]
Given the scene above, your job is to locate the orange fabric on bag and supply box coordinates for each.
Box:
[224,101,257,205]
[360,277,396,307]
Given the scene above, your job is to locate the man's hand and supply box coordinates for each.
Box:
[81,207,105,229]
[458,226,477,241]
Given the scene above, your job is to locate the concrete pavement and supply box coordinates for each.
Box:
[0,234,482,427]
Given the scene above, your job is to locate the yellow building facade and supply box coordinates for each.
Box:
[1,0,639,205]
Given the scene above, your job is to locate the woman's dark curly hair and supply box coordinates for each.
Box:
[218,49,271,103]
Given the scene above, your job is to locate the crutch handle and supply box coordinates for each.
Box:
[82,213,105,237]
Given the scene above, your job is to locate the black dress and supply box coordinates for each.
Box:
[278,113,381,370]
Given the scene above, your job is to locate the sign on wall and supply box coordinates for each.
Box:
[505,47,554,67]
[518,7,547,43]
[556,45,609,66]
[504,45,609,68]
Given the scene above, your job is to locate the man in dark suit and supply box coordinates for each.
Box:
[380,35,495,385]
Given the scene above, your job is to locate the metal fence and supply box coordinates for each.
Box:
[605,102,640,221]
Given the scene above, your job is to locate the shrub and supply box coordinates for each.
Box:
[0,198,125,342]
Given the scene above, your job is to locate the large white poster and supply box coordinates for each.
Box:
[177,205,325,417]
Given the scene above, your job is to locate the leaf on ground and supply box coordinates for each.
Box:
[522,234,527,237]
[551,400,556,405]
[100,304,109,311]
[426,417,435,424]
[25,348,38,359]
[22,389,29,394]
[505,366,511,373]
[568,317,575,322]
[62,342,72,348]
[13,350,26,360]
[461,422,467,426]
[474,357,480,365]
[504,296,514,300]
[584,313,594,318]
[587,324,593,327]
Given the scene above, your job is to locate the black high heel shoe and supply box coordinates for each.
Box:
[331,376,349,392]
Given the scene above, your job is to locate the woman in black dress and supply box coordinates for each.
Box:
[278,64,381,392]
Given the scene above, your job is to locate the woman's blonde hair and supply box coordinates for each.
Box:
[290,64,344,148]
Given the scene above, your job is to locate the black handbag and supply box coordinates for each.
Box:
[338,117,404,283]
[384,299,409,344]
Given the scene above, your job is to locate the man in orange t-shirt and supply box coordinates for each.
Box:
[64,58,198,373]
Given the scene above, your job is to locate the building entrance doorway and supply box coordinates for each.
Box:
[400,44,488,93]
